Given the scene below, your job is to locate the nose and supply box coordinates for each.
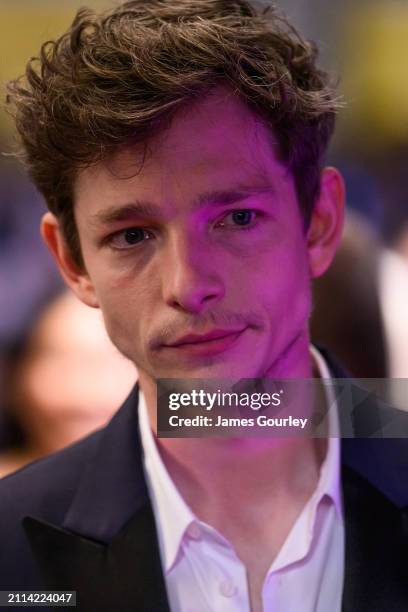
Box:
[161,232,225,314]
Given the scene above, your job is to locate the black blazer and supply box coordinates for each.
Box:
[0,351,407,611]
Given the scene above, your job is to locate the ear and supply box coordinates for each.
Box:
[41,212,99,308]
[307,167,345,278]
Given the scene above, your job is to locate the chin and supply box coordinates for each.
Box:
[153,360,256,381]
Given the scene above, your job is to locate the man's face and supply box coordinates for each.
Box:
[71,89,315,382]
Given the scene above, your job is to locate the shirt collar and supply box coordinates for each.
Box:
[310,345,343,520]
[138,391,194,572]
[138,346,342,572]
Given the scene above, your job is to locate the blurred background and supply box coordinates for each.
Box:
[0,0,407,474]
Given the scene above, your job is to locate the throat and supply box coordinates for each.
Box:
[156,434,323,547]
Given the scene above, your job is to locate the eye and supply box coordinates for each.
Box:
[216,209,258,229]
[230,210,254,225]
[109,227,152,250]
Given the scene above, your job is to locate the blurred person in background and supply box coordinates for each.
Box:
[0,290,137,478]
[335,3,408,392]
[311,210,388,379]
[375,145,408,410]
[376,145,408,381]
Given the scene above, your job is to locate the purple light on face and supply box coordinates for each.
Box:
[74,87,319,382]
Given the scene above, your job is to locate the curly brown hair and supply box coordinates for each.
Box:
[6,0,340,268]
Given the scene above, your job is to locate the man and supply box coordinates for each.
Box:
[0,1,407,611]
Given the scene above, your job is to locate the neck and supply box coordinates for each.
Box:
[138,335,324,530]
[161,438,321,529]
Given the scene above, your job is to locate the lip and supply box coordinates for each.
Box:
[162,328,246,356]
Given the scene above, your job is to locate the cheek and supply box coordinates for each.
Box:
[98,296,143,358]
[247,240,312,319]
[280,251,312,326]
[93,272,158,363]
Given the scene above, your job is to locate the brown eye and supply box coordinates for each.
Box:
[109,227,152,250]
[123,228,146,244]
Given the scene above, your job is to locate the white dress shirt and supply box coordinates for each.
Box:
[138,347,344,612]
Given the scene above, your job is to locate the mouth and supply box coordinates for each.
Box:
[161,328,247,357]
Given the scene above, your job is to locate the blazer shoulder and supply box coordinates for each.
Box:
[0,428,107,589]
[0,427,104,525]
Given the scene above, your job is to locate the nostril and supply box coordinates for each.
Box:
[171,292,219,314]
[203,292,218,302]
[161,243,225,313]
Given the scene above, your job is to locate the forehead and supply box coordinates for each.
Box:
[75,87,288,210]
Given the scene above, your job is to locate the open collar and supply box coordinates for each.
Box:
[22,359,408,611]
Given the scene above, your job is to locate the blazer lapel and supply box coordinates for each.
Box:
[320,347,408,610]
[341,465,408,612]
[24,386,171,612]
[23,354,408,611]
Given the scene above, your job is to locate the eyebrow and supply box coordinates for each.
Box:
[90,186,275,227]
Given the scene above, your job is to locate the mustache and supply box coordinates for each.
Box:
[148,310,262,350]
